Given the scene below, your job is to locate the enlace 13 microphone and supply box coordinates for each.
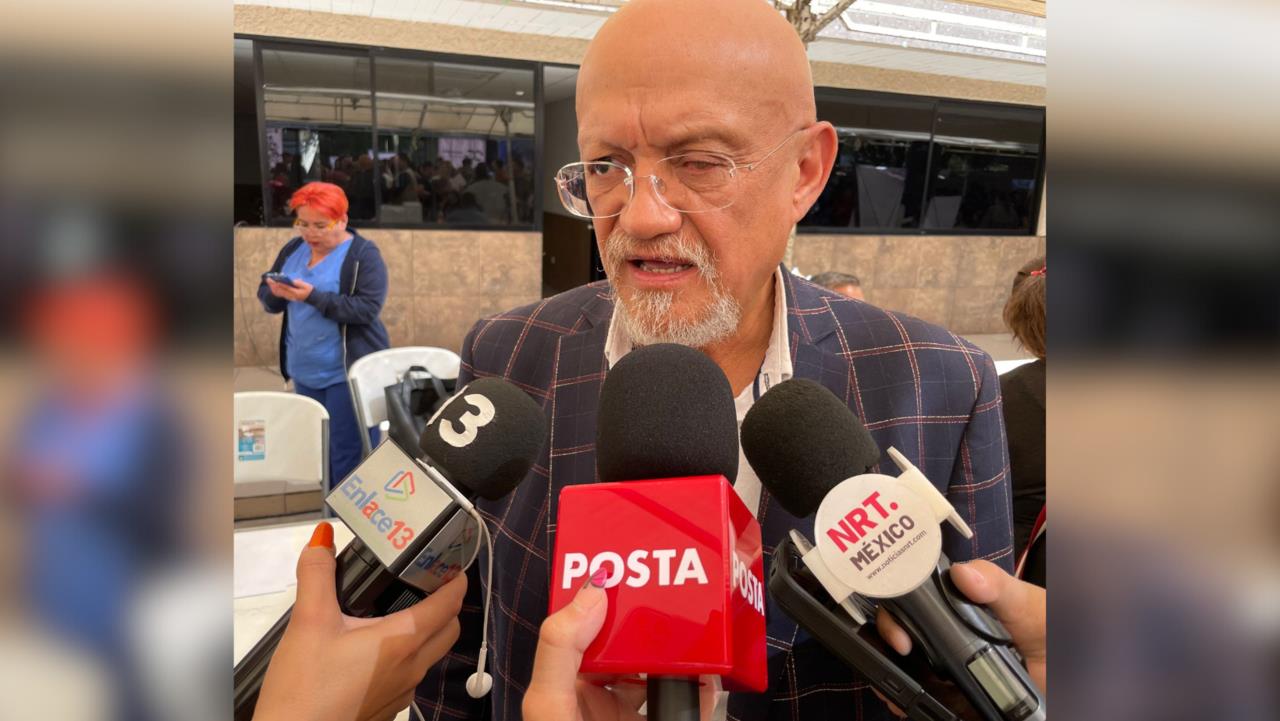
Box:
[548,344,768,721]
[742,379,1045,721]
[233,378,546,721]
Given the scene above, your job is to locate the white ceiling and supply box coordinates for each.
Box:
[808,38,1045,85]
[238,0,1045,87]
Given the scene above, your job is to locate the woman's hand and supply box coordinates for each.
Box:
[253,523,466,721]
[522,572,720,721]
[265,278,313,302]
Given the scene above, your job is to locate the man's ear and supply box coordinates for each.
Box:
[790,122,838,224]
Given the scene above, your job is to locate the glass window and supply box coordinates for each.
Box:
[922,102,1043,232]
[234,39,263,225]
[261,47,377,223]
[374,56,535,226]
[801,92,934,230]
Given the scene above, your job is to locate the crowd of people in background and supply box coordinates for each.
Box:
[269,149,534,226]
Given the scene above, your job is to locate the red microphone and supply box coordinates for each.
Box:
[549,475,767,690]
[548,344,768,719]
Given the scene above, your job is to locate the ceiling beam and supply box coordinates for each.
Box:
[944,0,1045,17]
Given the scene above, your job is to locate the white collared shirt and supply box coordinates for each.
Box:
[604,266,794,517]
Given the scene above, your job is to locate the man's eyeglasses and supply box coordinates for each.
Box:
[554,128,806,220]
[293,218,339,231]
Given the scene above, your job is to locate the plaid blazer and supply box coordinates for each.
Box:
[416,270,1014,721]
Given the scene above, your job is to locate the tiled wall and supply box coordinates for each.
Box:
[236,228,1043,368]
[234,227,542,369]
[791,235,1047,334]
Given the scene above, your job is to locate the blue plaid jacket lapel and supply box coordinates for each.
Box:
[756,268,856,549]
[545,289,613,570]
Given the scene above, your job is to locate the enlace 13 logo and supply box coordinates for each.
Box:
[384,469,416,501]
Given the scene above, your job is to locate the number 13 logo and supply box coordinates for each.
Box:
[437,393,496,448]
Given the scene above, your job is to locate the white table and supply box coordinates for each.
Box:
[233,520,356,662]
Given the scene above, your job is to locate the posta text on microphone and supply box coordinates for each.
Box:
[547,343,767,693]
[549,475,767,691]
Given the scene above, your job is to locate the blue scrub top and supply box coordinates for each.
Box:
[283,237,353,387]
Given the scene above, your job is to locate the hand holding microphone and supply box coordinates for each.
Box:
[878,560,1046,694]
[253,522,466,721]
[525,570,720,721]
[234,377,548,720]
[547,344,767,721]
[742,379,1045,721]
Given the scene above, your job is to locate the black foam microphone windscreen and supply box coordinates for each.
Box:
[419,377,547,500]
[596,343,739,483]
[740,378,881,517]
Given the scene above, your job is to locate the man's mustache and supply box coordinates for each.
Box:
[603,229,717,280]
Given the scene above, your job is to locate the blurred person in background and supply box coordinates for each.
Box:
[3,274,188,721]
[466,163,510,224]
[383,153,420,206]
[1001,257,1046,586]
[512,157,533,222]
[258,181,389,486]
[445,192,491,224]
[810,270,865,300]
[0,503,113,720]
[269,155,296,219]
[417,160,438,219]
[324,157,351,189]
[347,155,377,221]
[446,161,467,193]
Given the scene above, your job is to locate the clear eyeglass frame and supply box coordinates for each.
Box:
[554,128,807,220]
[293,218,339,231]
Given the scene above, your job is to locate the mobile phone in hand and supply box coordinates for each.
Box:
[262,272,296,286]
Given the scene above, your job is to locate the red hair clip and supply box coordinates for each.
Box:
[1030,266,1046,277]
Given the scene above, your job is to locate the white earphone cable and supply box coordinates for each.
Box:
[470,504,494,669]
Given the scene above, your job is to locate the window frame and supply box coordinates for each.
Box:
[237,36,1045,236]
[799,86,1046,236]
[239,35,545,232]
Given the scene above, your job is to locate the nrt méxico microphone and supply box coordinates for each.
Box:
[232,378,546,721]
[742,379,1045,721]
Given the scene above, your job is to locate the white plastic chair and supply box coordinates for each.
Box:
[347,346,462,457]
[233,392,330,501]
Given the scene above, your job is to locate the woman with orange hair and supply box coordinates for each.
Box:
[257,181,389,486]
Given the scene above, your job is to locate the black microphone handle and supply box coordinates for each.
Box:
[232,539,427,721]
[882,559,1046,721]
[647,677,701,721]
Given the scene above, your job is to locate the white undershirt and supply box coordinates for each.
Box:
[604,267,794,518]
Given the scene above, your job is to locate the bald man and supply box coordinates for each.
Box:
[415,1,1015,719]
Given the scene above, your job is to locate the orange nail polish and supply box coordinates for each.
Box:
[307,522,334,549]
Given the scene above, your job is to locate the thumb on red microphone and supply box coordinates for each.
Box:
[523,569,609,719]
